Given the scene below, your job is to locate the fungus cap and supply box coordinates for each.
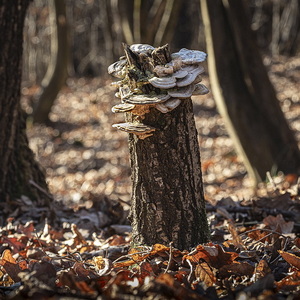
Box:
[148,76,176,89]
[193,83,209,95]
[112,103,135,113]
[112,122,156,135]
[173,69,188,79]
[176,66,205,87]
[108,59,127,78]
[130,44,155,54]
[153,65,174,77]
[156,98,181,113]
[124,93,170,104]
[171,48,207,65]
[168,84,195,99]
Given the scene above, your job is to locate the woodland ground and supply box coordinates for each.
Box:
[0,55,299,299]
[24,55,300,207]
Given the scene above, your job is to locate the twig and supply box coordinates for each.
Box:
[240,228,289,239]
[266,171,277,189]
[29,180,53,200]
[186,259,194,282]
[112,249,151,264]
[164,242,173,274]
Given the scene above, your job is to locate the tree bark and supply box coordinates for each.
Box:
[128,100,209,250]
[119,45,210,250]
[0,1,49,205]
[33,0,68,124]
[200,0,300,182]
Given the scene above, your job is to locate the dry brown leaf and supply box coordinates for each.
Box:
[263,214,294,234]
[276,269,300,290]
[279,250,300,270]
[195,262,216,287]
[255,259,271,279]
[139,261,156,278]
[155,273,175,286]
[71,223,88,246]
[150,244,170,255]
[1,237,26,253]
[247,230,270,242]
[184,244,238,269]
[108,235,126,246]
[184,245,209,263]
[174,270,189,282]
[58,271,96,295]
[227,220,245,249]
[0,249,17,264]
[0,250,22,282]
[219,261,255,278]
[72,262,99,280]
[115,243,174,268]
[18,222,35,238]
[205,244,239,269]
[294,237,300,248]
[93,256,112,275]
[114,247,149,268]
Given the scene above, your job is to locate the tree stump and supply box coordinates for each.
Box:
[109,44,210,250]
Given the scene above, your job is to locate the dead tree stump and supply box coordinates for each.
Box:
[109,44,210,250]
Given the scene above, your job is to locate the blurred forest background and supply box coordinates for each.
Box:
[21,0,300,206]
[22,0,300,85]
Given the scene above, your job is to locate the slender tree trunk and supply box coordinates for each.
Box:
[201,0,300,182]
[0,1,49,205]
[33,0,68,124]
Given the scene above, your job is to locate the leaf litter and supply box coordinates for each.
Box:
[0,56,299,298]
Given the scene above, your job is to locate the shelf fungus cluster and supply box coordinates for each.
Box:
[108,44,209,139]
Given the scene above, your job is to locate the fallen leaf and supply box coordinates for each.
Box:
[276,269,300,290]
[254,259,271,279]
[219,261,255,278]
[0,249,17,264]
[195,261,216,287]
[18,221,35,238]
[184,244,238,269]
[263,214,294,234]
[227,220,245,249]
[278,250,300,270]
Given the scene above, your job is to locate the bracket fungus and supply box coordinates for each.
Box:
[108,44,209,139]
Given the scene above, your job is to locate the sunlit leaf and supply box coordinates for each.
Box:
[254,259,271,279]
[195,262,216,286]
[279,250,300,270]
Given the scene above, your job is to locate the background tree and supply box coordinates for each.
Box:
[200,0,300,182]
[0,1,49,208]
[32,0,68,124]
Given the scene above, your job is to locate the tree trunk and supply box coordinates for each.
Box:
[33,0,68,124]
[111,44,210,250]
[0,1,49,206]
[200,0,300,182]
[128,100,209,250]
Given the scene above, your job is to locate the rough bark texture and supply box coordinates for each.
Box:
[0,1,49,205]
[33,0,68,124]
[123,45,209,250]
[201,0,300,182]
[128,101,209,250]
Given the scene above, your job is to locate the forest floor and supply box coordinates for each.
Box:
[24,54,300,208]
[0,55,299,299]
